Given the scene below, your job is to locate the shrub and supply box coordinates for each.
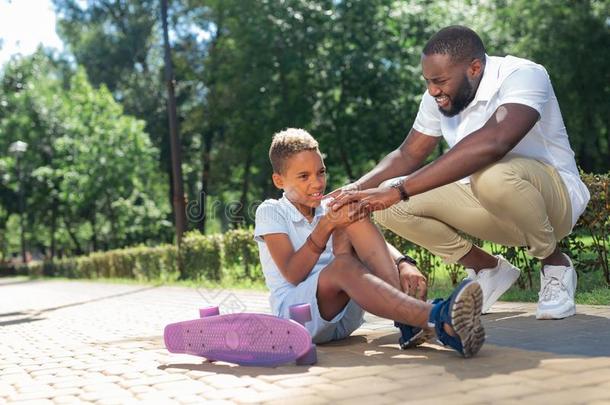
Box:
[132,245,179,281]
[572,172,609,284]
[10,172,605,290]
[180,231,223,281]
[223,227,262,280]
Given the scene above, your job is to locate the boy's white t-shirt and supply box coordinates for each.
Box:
[413,54,590,227]
[254,194,333,315]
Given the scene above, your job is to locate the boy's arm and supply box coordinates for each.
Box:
[263,204,366,285]
[263,216,335,285]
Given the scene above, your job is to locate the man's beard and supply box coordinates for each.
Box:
[439,74,477,117]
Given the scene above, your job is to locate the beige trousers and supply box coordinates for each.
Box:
[373,156,572,263]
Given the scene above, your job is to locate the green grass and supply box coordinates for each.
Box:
[6,239,609,305]
[20,273,268,292]
[426,265,610,305]
[13,266,609,305]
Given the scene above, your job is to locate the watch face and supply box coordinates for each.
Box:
[390,178,403,188]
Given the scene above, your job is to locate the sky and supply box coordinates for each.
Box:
[0,0,64,66]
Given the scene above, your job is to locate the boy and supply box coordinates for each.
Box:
[254,128,485,357]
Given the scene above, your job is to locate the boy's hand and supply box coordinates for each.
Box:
[323,202,368,229]
[398,262,427,301]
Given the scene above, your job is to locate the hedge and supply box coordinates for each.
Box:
[4,172,608,288]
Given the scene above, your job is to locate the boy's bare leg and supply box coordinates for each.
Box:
[317,254,431,329]
[338,218,401,290]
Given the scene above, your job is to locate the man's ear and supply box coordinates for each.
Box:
[469,58,483,79]
[272,172,283,189]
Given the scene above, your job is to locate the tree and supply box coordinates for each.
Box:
[491,0,609,172]
[0,52,171,257]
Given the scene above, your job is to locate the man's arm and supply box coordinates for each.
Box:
[333,103,539,214]
[401,103,538,197]
[355,129,440,190]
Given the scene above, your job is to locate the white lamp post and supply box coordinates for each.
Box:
[9,141,28,263]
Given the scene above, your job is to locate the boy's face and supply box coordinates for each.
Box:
[272,150,327,214]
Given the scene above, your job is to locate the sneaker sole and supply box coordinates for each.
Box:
[452,281,485,358]
[536,305,576,320]
[400,328,435,349]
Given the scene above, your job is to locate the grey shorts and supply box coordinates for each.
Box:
[279,269,364,344]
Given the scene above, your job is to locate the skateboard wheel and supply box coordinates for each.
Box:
[199,306,220,318]
[289,303,312,325]
[296,344,317,365]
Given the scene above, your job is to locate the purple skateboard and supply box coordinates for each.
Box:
[164,304,317,366]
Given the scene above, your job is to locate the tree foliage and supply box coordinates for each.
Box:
[0,52,171,259]
[1,0,608,259]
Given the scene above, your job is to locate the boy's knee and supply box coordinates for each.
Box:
[328,254,367,277]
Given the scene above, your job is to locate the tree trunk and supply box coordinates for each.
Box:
[90,212,97,252]
[50,199,57,259]
[63,217,84,256]
[338,139,355,180]
[235,152,253,227]
[161,0,187,245]
[197,129,214,233]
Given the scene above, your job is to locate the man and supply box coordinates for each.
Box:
[330,25,589,319]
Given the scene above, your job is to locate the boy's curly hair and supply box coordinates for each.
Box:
[269,128,319,174]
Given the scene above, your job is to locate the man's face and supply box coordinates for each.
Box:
[421,53,482,117]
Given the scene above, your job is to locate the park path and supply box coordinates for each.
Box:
[1,277,610,404]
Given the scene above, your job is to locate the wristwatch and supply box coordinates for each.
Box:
[390,178,410,201]
[395,254,417,267]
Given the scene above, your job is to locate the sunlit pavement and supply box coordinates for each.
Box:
[1,277,610,404]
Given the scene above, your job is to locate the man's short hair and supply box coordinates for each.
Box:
[423,25,486,65]
[269,128,319,174]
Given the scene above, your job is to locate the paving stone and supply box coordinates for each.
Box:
[334,395,398,405]
[51,395,82,404]
[275,376,330,388]
[1,279,609,405]
[263,395,328,405]
[153,380,209,395]
[202,374,251,389]
[78,387,132,402]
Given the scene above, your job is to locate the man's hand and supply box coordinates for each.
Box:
[328,186,401,216]
[398,262,427,301]
[324,182,360,201]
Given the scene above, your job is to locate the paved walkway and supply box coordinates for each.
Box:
[1,277,610,404]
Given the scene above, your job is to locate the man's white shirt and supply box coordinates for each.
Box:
[413,54,590,227]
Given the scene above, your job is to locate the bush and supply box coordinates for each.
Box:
[132,245,179,281]
[180,231,223,281]
[572,172,609,284]
[223,227,262,280]
[8,172,605,290]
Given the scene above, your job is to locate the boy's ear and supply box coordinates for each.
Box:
[272,172,283,189]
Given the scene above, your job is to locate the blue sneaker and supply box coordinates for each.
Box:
[394,321,431,349]
[428,279,485,358]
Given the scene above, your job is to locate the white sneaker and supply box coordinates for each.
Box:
[536,254,577,320]
[465,255,520,314]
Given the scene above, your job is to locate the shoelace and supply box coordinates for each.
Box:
[539,276,565,301]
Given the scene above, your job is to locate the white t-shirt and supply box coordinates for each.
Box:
[254,194,334,315]
[413,54,590,227]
